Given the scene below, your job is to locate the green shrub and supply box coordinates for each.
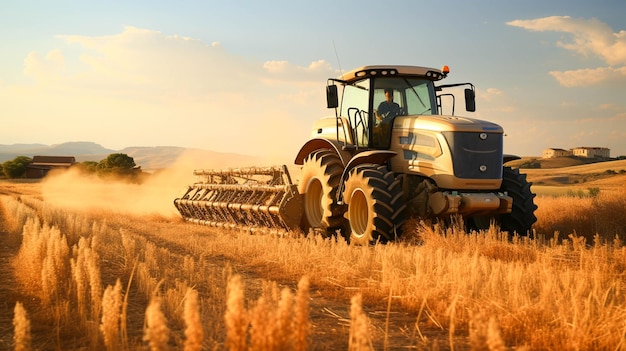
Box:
[2,156,32,178]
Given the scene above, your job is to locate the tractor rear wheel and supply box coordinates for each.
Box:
[499,166,537,236]
[469,166,537,236]
[298,150,346,236]
[342,164,406,245]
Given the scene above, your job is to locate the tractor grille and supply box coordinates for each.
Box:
[441,131,503,179]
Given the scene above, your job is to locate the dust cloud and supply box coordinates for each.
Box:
[41,149,242,217]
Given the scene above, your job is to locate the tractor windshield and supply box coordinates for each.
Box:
[336,75,440,149]
[373,78,437,117]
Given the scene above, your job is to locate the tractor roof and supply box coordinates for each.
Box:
[338,65,447,84]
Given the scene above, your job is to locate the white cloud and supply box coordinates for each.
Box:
[263,60,336,83]
[507,16,626,87]
[494,103,626,156]
[473,87,516,117]
[549,66,626,87]
[477,87,502,101]
[507,16,626,66]
[598,103,620,111]
[23,49,65,82]
[609,111,626,122]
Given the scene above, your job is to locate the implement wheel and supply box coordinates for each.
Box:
[342,164,406,245]
[298,150,346,236]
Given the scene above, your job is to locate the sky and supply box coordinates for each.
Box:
[1,0,626,162]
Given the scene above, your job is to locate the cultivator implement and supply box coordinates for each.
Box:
[173,166,302,232]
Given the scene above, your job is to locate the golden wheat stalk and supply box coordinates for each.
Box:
[224,274,247,351]
[86,243,103,319]
[294,276,310,351]
[101,279,123,351]
[249,295,271,350]
[41,225,69,305]
[277,287,294,348]
[70,254,87,326]
[486,316,505,351]
[14,218,45,291]
[183,288,204,351]
[144,296,170,351]
[13,302,32,351]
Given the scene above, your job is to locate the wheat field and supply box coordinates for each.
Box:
[1,170,626,350]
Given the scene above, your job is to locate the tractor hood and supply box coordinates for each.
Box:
[394,114,504,134]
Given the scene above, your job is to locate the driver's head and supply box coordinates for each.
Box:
[384,89,394,102]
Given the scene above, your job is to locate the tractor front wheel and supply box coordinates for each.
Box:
[298,150,346,236]
[342,164,406,245]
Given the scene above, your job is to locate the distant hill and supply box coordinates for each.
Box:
[506,156,613,169]
[0,143,47,152]
[0,142,116,163]
[120,146,261,171]
[119,146,188,170]
[521,159,626,189]
[0,142,263,171]
[47,141,116,155]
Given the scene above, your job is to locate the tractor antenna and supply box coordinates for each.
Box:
[333,40,344,76]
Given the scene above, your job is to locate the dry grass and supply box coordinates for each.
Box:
[2,177,626,350]
[534,188,626,242]
[224,275,311,351]
[349,294,373,351]
[101,279,124,351]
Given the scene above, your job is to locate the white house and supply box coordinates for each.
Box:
[542,148,572,159]
[571,147,610,159]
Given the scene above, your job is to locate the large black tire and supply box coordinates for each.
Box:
[298,150,346,236]
[499,166,538,236]
[342,164,406,245]
[470,167,537,235]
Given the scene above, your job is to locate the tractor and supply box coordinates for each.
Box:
[174,65,537,244]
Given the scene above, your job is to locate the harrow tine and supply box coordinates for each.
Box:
[174,165,302,232]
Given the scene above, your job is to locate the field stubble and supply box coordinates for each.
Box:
[1,169,626,350]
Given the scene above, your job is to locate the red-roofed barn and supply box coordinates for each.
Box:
[25,156,77,178]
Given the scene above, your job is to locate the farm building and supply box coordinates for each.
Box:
[25,156,77,178]
[542,147,611,159]
[571,147,610,159]
[542,148,572,158]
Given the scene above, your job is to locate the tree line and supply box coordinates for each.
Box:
[1,153,139,179]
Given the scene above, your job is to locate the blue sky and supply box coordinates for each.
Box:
[1,0,625,161]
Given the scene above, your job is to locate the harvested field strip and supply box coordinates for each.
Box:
[1,181,626,349]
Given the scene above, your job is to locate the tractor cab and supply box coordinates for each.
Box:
[326,65,475,150]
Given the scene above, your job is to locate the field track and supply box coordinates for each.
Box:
[0,204,22,349]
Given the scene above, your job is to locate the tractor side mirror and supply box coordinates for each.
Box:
[326,85,339,109]
[464,88,476,112]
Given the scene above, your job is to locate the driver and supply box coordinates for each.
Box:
[376,89,401,122]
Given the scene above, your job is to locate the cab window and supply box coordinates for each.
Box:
[340,79,370,147]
